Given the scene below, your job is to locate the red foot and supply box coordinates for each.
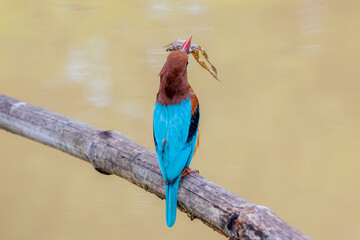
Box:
[181,168,199,178]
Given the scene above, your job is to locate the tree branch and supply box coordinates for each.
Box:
[0,94,310,240]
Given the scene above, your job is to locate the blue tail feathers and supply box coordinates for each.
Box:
[165,177,181,227]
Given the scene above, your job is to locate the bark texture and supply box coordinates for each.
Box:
[0,94,311,240]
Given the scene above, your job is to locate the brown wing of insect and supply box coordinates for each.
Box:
[165,40,219,81]
[191,47,219,81]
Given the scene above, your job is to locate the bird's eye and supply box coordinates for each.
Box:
[187,61,189,65]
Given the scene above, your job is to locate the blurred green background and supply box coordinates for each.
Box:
[1,0,360,239]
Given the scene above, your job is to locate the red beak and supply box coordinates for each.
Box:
[179,35,192,53]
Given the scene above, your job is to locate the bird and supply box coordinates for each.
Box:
[153,35,200,227]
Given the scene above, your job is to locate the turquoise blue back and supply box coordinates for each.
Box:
[153,99,199,227]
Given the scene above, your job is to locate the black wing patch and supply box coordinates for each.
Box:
[153,126,157,146]
[186,103,200,143]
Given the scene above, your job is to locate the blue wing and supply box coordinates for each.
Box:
[153,99,195,182]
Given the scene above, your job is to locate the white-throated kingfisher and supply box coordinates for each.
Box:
[153,35,200,227]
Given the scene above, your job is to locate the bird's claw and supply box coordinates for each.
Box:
[181,168,199,178]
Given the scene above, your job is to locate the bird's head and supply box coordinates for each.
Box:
[159,35,192,83]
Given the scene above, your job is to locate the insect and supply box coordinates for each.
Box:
[165,39,219,81]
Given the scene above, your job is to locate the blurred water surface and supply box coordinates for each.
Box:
[1,1,360,239]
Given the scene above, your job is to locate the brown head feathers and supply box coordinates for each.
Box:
[157,51,191,105]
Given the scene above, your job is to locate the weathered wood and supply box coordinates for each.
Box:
[0,94,311,240]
